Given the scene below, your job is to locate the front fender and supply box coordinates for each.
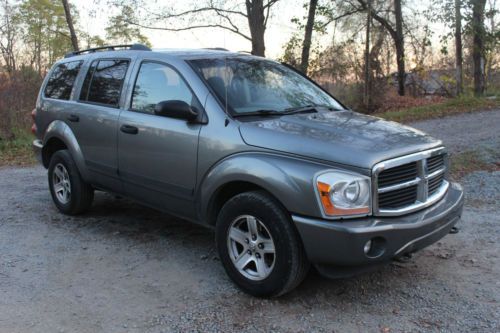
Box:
[197,152,334,222]
[42,120,89,181]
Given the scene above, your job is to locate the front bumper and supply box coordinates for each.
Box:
[293,182,464,278]
[33,139,43,164]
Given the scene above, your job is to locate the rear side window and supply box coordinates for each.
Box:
[44,61,83,100]
[79,59,129,106]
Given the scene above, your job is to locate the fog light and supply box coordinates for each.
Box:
[363,240,372,254]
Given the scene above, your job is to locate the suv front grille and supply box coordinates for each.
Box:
[427,154,445,174]
[378,162,417,187]
[378,184,418,209]
[373,148,449,216]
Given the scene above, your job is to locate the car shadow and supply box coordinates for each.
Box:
[64,191,431,300]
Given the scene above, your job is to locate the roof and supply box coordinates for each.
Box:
[151,48,246,59]
[62,43,255,62]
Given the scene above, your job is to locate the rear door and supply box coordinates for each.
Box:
[117,60,202,219]
[70,58,132,190]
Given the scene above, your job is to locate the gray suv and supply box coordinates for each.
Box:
[33,44,464,297]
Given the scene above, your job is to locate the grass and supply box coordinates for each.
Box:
[377,95,500,123]
[449,149,500,180]
[0,128,36,167]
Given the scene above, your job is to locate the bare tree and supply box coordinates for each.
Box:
[0,0,18,73]
[471,0,487,96]
[61,0,79,51]
[393,0,405,96]
[357,0,406,96]
[116,0,279,56]
[300,0,318,73]
[455,0,463,95]
[363,0,372,109]
[484,0,499,88]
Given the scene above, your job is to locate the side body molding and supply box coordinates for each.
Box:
[42,120,90,181]
[197,152,334,224]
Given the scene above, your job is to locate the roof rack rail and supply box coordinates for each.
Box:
[64,43,151,58]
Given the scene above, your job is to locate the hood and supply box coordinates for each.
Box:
[238,110,442,169]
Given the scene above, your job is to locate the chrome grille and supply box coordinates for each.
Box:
[378,162,418,187]
[427,154,445,174]
[428,172,445,195]
[372,147,449,216]
[378,184,418,209]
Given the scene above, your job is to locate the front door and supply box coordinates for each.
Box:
[118,61,202,219]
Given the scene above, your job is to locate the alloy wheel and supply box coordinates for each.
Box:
[52,163,71,204]
[227,215,276,281]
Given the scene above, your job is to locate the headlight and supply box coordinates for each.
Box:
[315,171,371,218]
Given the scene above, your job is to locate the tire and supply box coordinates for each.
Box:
[48,150,94,215]
[216,190,309,297]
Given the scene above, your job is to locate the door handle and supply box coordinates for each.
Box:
[67,114,79,122]
[120,124,139,135]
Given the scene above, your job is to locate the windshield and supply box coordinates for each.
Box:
[190,57,345,115]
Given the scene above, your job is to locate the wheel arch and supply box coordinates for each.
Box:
[42,120,89,180]
[205,180,288,227]
[198,153,324,226]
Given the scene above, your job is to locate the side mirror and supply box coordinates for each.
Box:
[154,100,198,121]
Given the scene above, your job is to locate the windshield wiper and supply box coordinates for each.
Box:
[284,104,344,114]
[232,104,343,118]
[232,109,285,117]
[283,105,317,114]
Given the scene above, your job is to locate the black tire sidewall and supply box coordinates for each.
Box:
[48,150,87,215]
[216,191,302,297]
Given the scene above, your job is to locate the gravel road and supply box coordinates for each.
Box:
[1,110,499,333]
[408,109,500,154]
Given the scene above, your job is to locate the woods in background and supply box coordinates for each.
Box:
[0,0,499,140]
[281,0,498,110]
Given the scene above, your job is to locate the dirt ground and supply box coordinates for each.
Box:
[0,111,499,333]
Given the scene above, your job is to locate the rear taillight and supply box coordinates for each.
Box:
[31,108,37,135]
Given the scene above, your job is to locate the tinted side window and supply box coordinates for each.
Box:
[44,61,83,100]
[79,60,97,101]
[131,62,197,114]
[80,59,129,106]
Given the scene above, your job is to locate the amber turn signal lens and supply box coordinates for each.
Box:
[317,181,335,215]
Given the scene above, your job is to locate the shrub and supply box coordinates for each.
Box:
[0,67,42,140]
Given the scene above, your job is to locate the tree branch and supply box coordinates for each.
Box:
[318,8,364,30]
[264,0,280,10]
[123,19,252,41]
[213,8,244,35]
[356,0,397,41]
[150,6,247,20]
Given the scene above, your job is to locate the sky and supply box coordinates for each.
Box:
[75,0,303,58]
[72,0,463,60]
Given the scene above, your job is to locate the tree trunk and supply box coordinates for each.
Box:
[61,0,79,51]
[300,0,318,73]
[472,0,486,96]
[394,0,405,96]
[454,0,463,96]
[0,1,17,74]
[363,0,372,109]
[246,0,266,56]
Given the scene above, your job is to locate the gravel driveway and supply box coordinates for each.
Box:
[1,110,499,333]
